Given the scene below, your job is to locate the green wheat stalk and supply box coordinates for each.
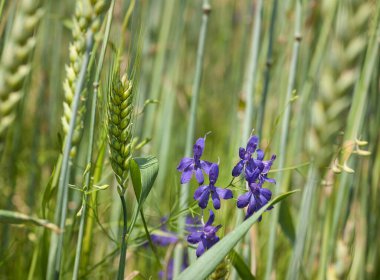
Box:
[47,1,109,278]
[72,1,115,279]
[265,0,303,278]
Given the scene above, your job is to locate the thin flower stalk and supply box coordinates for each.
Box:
[173,0,211,276]
[232,0,264,275]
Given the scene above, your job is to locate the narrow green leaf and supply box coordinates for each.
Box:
[130,159,142,199]
[41,155,62,218]
[229,249,256,280]
[130,156,159,205]
[176,190,299,280]
[128,156,159,235]
[0,210,60,233]
[279,199,295,245]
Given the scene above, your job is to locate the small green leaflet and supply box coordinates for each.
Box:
[128,156,159,234]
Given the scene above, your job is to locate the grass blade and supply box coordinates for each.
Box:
[176,190,299,280]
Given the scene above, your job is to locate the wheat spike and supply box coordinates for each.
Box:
[0,0,42,141]
[107,74,134,188]
[309,0,372,172]
[61,0,109,158]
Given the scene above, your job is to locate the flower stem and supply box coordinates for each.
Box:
[232,1,263,278]
[172,0,211,277]
[117,190,128,280]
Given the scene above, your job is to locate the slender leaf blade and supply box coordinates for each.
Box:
[229,249,256,280]
[279,199,295,244]
[133,156,159,205]
[129,156,159,235]
[0,210,60,232]
[176,190,299,280]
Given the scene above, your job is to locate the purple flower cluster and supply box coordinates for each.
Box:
[194,164,233,209]
[177,137,233,211]
[177,137,233,257]
[232,136,276,219]
[176,135,276,258]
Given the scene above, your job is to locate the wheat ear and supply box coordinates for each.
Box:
[0,0,42,140]
[107,72,135,280]
[107,73,134,189]
[309,0,372,172]
[61,0,109,158]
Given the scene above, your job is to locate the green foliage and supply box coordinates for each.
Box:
[229,250,255,280]
[0,0,379,279]
[129,156,159,233]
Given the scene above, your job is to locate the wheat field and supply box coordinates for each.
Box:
[0,0,379,279]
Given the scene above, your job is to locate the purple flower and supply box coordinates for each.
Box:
[193,164,233,209]
[232,136,259,177]
[185,215,202,233]
[244,153,275,182]
[257,153,276,184]
[150,217,178,246]
[151,231,178,246]
[244,158,265,182]
[187,210,221,257]
[235,139,276,220]
[237,182,273,220]
[177,138,213,184]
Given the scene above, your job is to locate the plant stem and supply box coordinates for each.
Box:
[286,164,317,280]
[241,0,264,266]
[117,191,128,280]
[257,0,278,136]
[72,2,115,279]
[81,140,107,267]
[173,0,211,277]
[231,2,263,278]
[265,1,302,279]
[319,8,380,278]
[142,0,175,141]
[46,32,94,280]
